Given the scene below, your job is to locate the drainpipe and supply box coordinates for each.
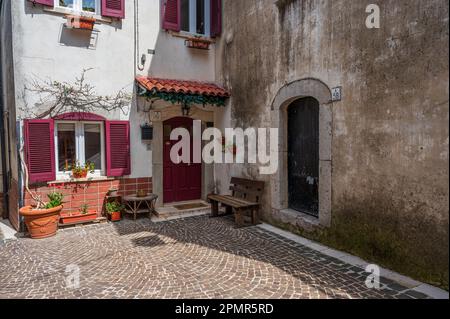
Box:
[0,0,10,219]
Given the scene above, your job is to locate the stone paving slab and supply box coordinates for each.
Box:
[0,216,441,299]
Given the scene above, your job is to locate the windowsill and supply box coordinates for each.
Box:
[48,176,114,185]
[43,7,112,23]
[169,30,215,43]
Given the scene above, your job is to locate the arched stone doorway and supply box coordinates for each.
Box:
[271,78,333,227]
[287,97,320,216]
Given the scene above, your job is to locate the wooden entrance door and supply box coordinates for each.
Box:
[163,117,202,203]
[288,97,320,217]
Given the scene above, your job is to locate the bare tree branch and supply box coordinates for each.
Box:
[20,68,132,120]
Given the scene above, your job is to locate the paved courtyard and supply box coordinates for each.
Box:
[0,216,431,299]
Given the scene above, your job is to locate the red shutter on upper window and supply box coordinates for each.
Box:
[162,0,180,32]
[106,121,131,177]
[102,0,125,19]
[29,0,54,6]
[24,120,56,184]
[210,0,222,37]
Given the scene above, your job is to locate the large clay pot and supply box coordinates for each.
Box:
[19,205,63,239]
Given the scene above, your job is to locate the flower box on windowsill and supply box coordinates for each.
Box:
[60,210,98,225]
[65,15,96,31]
[184,37,213,50]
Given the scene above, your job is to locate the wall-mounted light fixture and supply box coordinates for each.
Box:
[141,123,153,143]
[181,103,191,117]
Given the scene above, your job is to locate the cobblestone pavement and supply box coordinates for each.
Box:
[0,216,431,299]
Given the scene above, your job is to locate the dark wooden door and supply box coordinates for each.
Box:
[288,97,319,217]
[163,117,202,203]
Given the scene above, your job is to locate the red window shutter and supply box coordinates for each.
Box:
[29,0,54,6]
[24,120,56,184]
[162,0,180,32]
[106,121,131,177]
[210,0,222,37]
[102,0,125,19]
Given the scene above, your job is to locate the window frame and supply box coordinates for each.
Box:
[54,120,106,179]
[180,0,211,37]
[55,0,101,15]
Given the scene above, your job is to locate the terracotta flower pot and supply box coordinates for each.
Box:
[72,169,88,179]
[66,15,96,31]
[108,211,122,222]
[60,210,97,225]
[19,205,63,239]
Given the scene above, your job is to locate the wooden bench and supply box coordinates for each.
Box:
[208,177,265,228]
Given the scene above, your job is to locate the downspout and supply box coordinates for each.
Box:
[0,0,10,219]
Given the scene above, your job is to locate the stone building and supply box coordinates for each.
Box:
[214,0,449,288]
[0,0,448,289]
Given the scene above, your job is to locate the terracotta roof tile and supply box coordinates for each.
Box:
[136,76,230,98]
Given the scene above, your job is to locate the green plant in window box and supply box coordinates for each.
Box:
[80,204,89,215]
[67,161,95,179]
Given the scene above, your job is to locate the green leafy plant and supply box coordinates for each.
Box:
[45,192,64,209]
[106,202,124,215]
[80,204,89,215]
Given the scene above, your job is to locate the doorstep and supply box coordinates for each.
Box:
[153,200,211,222]
[257,223,449,300]
[0,219,18,243]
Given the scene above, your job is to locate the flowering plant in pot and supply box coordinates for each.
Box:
[60,204,98,225]
[67,161,95,179]
[106,202,124,222]
[19,192,64,239]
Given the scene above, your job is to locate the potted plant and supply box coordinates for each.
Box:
[60,204,98,225]
[19,192,64,239]
[66,15,96,31]
[106,202,124,222]
[67,161,95,179]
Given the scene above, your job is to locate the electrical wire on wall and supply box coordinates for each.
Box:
[134,0,145,74]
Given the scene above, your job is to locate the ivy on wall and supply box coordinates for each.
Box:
[138,86,227,107]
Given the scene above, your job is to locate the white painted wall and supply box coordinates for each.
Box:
[11,0,216,179]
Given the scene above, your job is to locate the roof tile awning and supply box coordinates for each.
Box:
[136,76,230,98]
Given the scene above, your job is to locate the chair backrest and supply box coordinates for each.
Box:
[229,177,265,203]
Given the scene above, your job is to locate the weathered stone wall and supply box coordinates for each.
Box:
[217,0,449,288]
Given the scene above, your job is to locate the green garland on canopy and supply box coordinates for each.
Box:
[138,87,227,107]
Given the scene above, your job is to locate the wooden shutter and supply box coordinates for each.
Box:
[210,0,222,37]
[24,120,56,184]
[162,0,180,32]
[29,0,54,6]
[106,121,131,177]
[102,0,125,18]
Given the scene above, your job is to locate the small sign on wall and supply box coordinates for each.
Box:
[332,87,342,102]
[150,111,162,122]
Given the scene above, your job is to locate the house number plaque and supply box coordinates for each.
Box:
[332,87,342,102]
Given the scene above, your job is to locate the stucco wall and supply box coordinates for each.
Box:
[11,0,216,179]
[216,0,449,288]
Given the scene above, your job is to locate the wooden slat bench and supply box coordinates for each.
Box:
[208,177,265,227]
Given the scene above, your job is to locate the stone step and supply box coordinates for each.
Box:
[153,202,212,222]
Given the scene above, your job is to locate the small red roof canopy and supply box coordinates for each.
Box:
[136,76,230,98]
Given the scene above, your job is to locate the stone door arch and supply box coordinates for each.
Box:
[271,78,333,227]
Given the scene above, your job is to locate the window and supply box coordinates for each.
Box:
[56,0,99,14]
[180,0,211,36]
[55,121,105,178]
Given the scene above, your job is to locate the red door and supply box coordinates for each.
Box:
[163,117,202,203]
